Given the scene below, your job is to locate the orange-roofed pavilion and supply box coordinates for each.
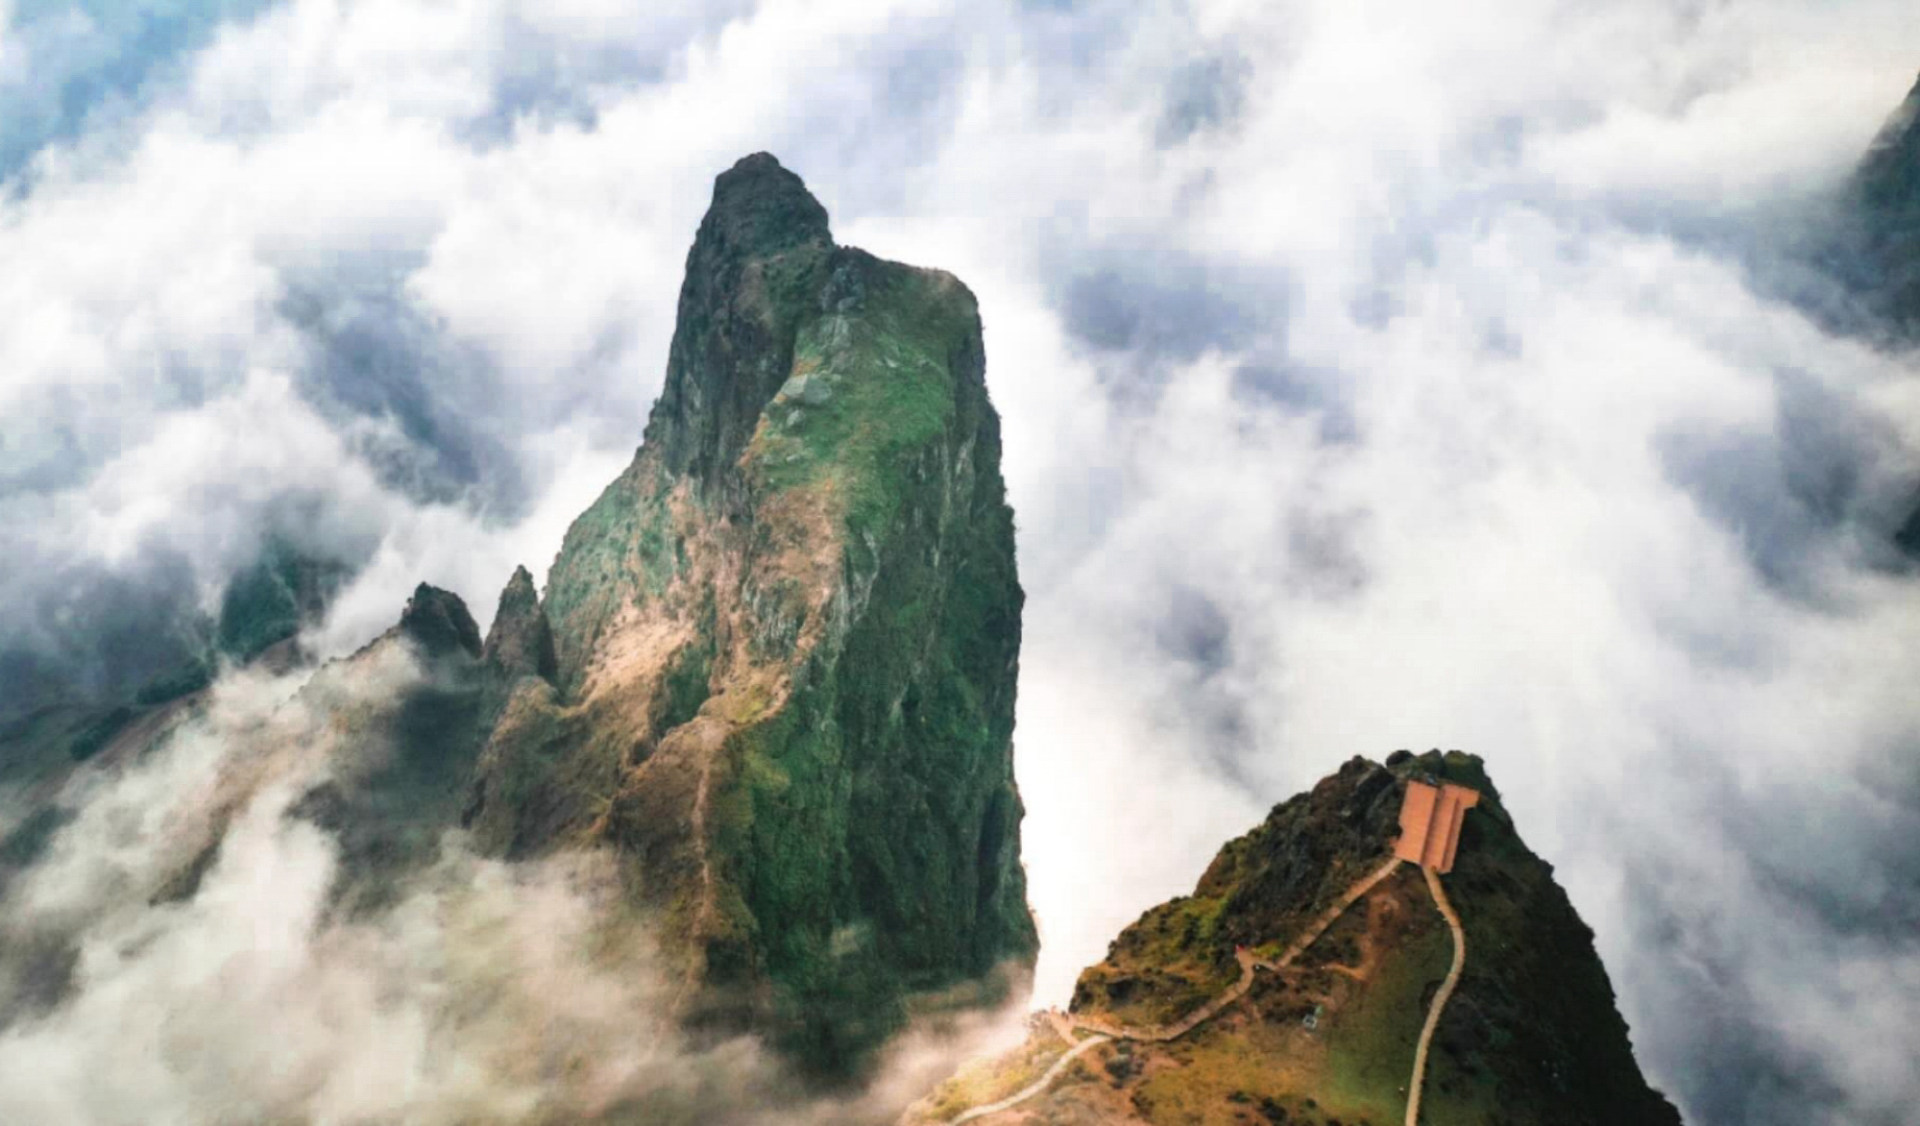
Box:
[1394,780,1480,873]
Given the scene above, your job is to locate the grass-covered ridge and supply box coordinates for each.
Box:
[744,252,977,542]
[907,753,1681,1126]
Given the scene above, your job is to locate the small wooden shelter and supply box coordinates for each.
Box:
[1394,780,1480,873]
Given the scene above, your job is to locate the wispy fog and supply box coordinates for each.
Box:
[2,2,1919,1123]
[0,646,1024,1124]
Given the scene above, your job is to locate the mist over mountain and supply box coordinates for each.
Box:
[0,151,1037,1122]
[1834,72,1920,555]
[3,3,1920,1125]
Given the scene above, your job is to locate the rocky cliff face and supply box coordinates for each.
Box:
[0,154,1035,1082]
[908,752,1680,1126]
[461,153,1036,1072]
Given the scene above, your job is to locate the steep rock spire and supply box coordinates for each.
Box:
[643,153,836,489]
[482,565,556,682]
[475,153,1036,1076]
[397,584,482,659]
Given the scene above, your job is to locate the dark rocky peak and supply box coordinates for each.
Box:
[482,565,555,681]
[1845,72,1920,552]
[700,152,832,262]
[470,153,1031,1077]
[398,583,481,660]
[643,153,838,489]
[1841,70,1920,335]
[1854,71,1920,214]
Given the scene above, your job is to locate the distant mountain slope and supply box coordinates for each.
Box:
[1836,71,1920,555]
[0,536,352,821]
[1847,71,1920,337]
[907,752,1681,1126]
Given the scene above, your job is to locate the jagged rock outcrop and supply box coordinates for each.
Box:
[396,581,484,660]
[145,582,495,916]
[293,584,495,911]
[908,752,1680,1126]
[483,565,557,683]
[462,153,1036,1073]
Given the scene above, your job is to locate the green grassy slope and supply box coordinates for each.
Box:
[908,752,1679,1126]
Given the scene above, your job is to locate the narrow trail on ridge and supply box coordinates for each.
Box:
[945,854,1407,1122]
[1068,853,1407,1044]
[1405,864,1466,1126]
[951,1034,1113,1124]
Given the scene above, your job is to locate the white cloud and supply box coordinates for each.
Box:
[0,664,700,1125]
[3,1,1919,1123]
[0,639,1028,1124]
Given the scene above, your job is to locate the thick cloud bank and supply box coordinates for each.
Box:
[0,654,1020,1125]
[2,2,1919,1124]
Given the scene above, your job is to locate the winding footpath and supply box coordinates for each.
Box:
[1067,854,1408,1045]
[951,1033,1113,1124]
[1253,855,1408,975]
[1404,865,1466,1126]
[945,854,1407,1121]
[941,852,1477,1125]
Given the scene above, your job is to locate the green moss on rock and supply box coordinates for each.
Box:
[216,540,352,663]
[1065,753,1680,1126]
[462,154,1036,1077]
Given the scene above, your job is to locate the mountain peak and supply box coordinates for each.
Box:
[398,583,481,659]
[704,152,832,259]
[473,154,1033,1075]
[481,565,555,682]
[908,751,1679,1126]
[642,153,839,484]
[497,564,538,610]
[1855,72,1920,215]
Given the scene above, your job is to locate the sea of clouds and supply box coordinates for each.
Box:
[0,652,1024,1124]
[2,1,1918,1123]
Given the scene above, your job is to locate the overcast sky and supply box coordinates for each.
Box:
[2,2,1920,1124]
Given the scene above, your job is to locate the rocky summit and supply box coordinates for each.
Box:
[907,752,1681,1126]
[0,154,1036,1082]
[460,153,1037,1071]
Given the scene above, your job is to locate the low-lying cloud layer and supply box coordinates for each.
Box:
[2,1,1919,1123]
[0,647,1024,1125]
